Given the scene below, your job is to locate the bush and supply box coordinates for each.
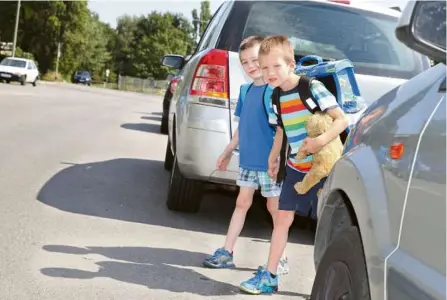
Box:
[41,71,64,82]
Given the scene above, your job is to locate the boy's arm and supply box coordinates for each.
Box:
[301,81,349,154]
[269,127,283,163]
[319,107,348,146]
[268,127,283,179]
[221,128,239,158]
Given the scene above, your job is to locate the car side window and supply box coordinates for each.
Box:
[27,62,32,69]
[195,4,224,52]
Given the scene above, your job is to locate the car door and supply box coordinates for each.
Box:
[386,76,446,300]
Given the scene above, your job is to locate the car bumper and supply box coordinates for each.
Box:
[176,103,239,185]
[0,72,22,82]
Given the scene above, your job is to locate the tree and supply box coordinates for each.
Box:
[191,8,199,44]
[199,0,212,37]
[130,12,194,79]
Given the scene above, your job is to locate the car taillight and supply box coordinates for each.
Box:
[190,49,229,106]
[170,77,180,94]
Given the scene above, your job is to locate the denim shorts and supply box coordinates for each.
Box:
[279,166,327,219]
[237,168,282,198]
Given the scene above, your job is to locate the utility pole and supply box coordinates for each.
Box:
[55,42,61,78]
[12,0,21,57]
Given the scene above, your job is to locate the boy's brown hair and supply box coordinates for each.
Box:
[239,35,264,53]
[258,35,295,64]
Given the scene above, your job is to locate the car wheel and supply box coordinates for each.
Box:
[166,155,203,213]
[160,116,168,134]
[20,76,26,86]
[32,79,37,87]
[6,80,10,84]
[164,140,174,171]
[310,226,371,300]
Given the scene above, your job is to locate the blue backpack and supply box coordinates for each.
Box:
[294,55,366,115]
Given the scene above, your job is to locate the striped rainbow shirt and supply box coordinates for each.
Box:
[269,80,338,173]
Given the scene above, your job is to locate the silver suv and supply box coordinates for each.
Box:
[311,1,446,299]
[161,0,430,213]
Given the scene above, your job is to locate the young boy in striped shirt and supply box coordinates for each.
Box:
[239,36,348,295]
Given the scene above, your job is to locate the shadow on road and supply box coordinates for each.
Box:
[141,116,162,122]
[121,123,161,134]
[36,158,313,245]
[40,245,310,297]
[40,245,239,296]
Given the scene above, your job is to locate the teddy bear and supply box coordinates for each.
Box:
[294,111,343,195]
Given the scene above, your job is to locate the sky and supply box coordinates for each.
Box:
[88,0,224,28]
[88,0,411,29]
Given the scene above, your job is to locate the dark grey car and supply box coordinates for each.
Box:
[311,1,446,299]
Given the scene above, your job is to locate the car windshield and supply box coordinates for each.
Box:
[220,1,428,79]
[0,58,27,68]
[76,71,90,76]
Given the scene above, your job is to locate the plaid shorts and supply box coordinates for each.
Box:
[237,168,282,197]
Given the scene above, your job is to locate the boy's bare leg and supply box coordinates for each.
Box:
[223,187,256,252]
[266,210,295,274]
[266,196,287,260]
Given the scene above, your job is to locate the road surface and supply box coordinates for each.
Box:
[0,82,315,300]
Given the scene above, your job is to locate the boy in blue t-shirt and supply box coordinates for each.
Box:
[203,36,288,275]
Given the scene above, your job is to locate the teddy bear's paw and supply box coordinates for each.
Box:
[294,182,307,194]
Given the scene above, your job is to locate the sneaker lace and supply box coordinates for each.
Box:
[247,270,264,286]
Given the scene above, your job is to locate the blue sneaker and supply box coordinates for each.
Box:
[240,269,278,295]
[203,248,235,268]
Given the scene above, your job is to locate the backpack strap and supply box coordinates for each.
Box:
[271,87,290,185]
[240,82,253,105]
[297,76,321,113]
[263,85,276,131]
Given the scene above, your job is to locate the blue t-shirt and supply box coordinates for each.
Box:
[235,84,275,171]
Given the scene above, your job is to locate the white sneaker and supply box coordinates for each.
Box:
[257,257,289,275]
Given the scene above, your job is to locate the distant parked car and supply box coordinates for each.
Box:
[310,1,446,299]
[160,55,191,134]
[72,71,92,85]
[0,57,39,86]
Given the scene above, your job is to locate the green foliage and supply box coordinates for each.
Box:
[14,47,35,61]
[199,1,212,37]
[0,0,206,83]
[41,71,63,82]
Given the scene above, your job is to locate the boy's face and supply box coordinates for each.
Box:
[259,48,295,88]
[240,44,262,80]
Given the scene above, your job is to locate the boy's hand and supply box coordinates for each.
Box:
[216,152,232,171]
[268,158,279,180]
[300,136,325,156]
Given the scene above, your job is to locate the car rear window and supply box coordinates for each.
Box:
[218,1,428,79]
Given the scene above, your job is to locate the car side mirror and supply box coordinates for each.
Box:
[161,55,184,69]
[396,1,446,64]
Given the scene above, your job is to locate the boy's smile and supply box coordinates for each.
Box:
[240,45,263,81]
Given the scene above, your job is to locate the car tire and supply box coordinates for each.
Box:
[166,155,202,213]
[20,76,26,86]
[6,80,10,84]
[160,116,168,134]
[310,226,371,300]
[164,140,174,171]
[32,79,37,87]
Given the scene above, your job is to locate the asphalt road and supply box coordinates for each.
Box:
[0,82,315,300]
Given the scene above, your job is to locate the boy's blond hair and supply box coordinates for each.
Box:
[239,35,264,55]
[259,35,295,64]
